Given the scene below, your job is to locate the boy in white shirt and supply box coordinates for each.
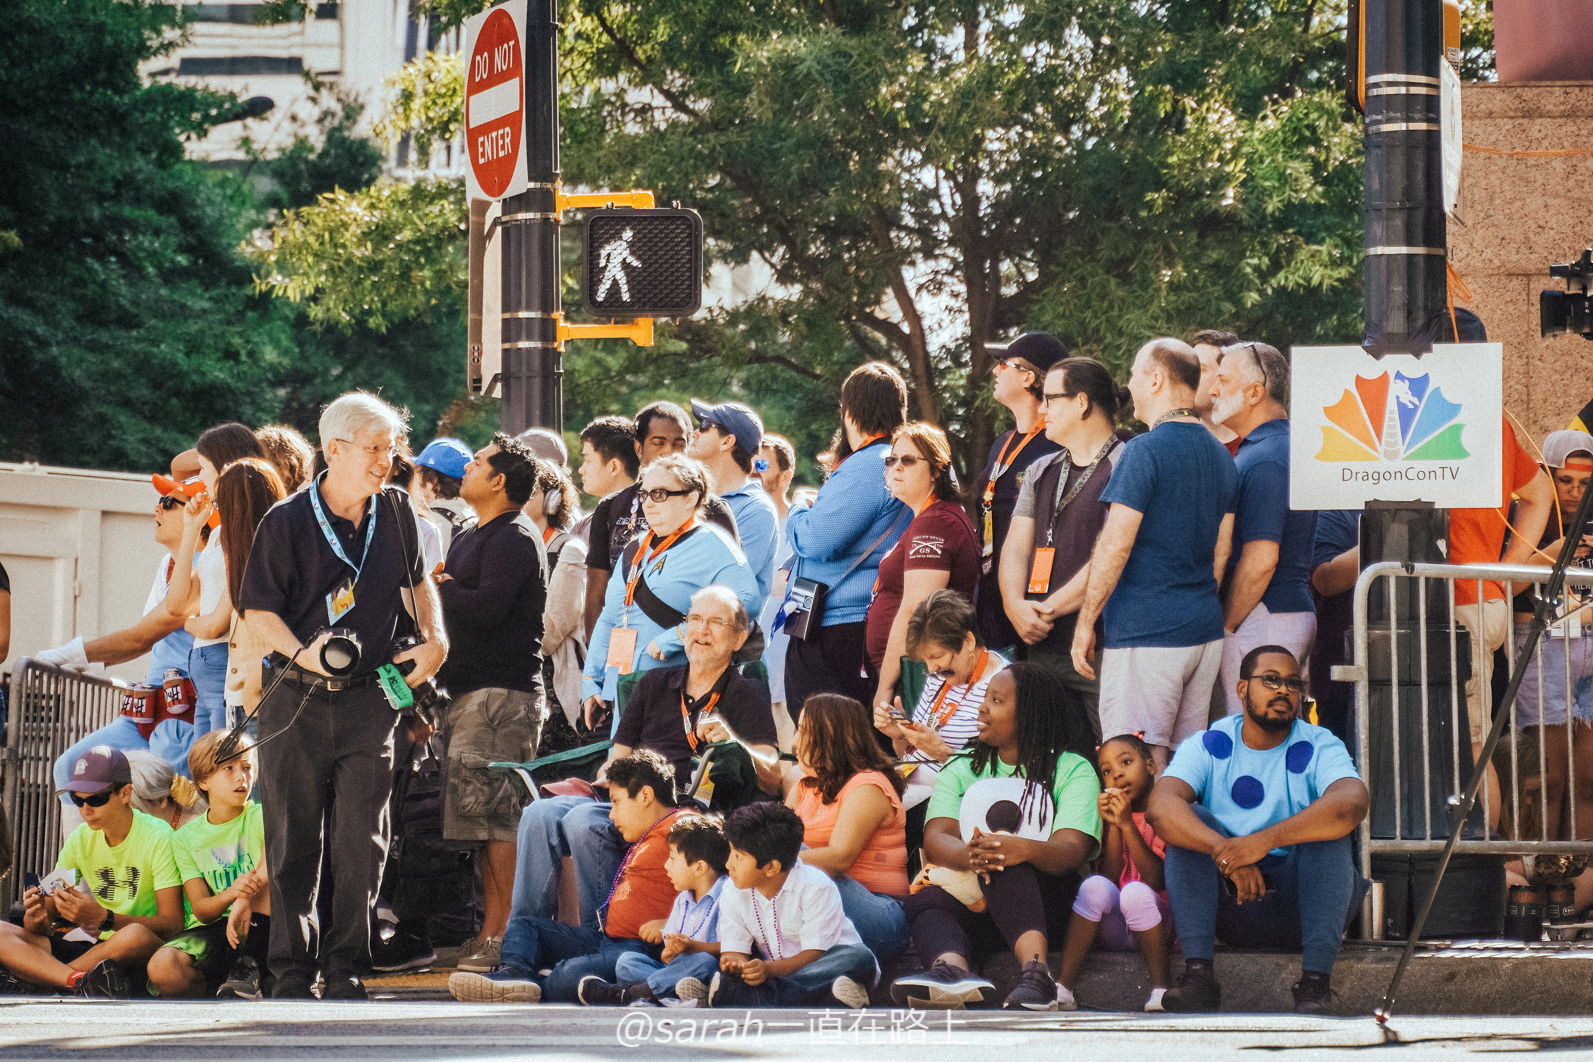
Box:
[708,802,877,1009]
[580,814,730,1006]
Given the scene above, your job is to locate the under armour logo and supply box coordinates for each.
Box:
[95,866,140,902]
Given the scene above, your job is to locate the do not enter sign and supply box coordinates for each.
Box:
[464,0,527,201]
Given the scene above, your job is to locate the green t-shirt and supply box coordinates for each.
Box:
[925,748,1103,860]
[57,809,183,937]
[173,801,265,927]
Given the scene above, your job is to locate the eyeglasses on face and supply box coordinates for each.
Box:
[640,487,693,503]
[1041,391,1078,405]
[157,497,185,511]
[883,455,924,469]
[335,439,399,461]
[70,789,116,808]
[1247,672,1304,694]
[683,613,737,632]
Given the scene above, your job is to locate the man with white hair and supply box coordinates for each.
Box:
[239,391,449,1000]
[1209,341,1317,716]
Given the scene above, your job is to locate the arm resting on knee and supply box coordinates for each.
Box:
[1146,777,1226,855]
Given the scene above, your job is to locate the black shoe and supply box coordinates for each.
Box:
[1002,960,1059,1011]
[271,969,318,999]
[0,969,29,996]
[74,961,130,999]
[1161,962,1221,1013]
[578,976,629,1006]
[370,931,436,974]
[217,956,264,1001]
[1292,971,1333,1015]
[322,974,368,1000]
[889,960,998,1009]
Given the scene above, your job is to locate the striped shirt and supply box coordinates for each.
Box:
[903,651,1008,767]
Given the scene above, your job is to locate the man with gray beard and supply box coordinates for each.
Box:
[1209,342,1317,717]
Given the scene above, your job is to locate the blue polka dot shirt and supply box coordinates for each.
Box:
[1165,714,1359,853]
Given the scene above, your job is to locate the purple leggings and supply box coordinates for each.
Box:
[905,864,1076,962]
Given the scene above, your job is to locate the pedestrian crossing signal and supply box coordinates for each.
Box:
[581,207,703,319]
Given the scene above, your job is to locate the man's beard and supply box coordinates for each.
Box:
[1211,391,1243,426]
[1246,696,1296,733]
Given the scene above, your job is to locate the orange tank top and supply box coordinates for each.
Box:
[794,770,909,896]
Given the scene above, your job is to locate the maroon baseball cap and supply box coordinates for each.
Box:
[56,745,132,795]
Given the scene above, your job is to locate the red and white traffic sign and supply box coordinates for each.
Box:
[463,0,527,201]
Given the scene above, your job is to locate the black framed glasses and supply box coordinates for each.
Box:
[1246,672,1305,694]
[640,487,693,503]
[70,789,116,809]
[1041,391,1077,404]
[157,497,184,511]
[883,455,924,468]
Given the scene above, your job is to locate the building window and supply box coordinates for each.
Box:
[188,4,261,22]
[315,2,338,17]
[177,56,305,75]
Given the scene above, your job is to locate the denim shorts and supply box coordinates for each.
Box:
[1510,625,1593,728]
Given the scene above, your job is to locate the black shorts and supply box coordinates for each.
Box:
[49,936,97,966]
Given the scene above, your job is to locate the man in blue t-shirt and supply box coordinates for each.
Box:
[1210,341,1319,716]
[1071,337,1238,768]
[1149,645,1368,1015]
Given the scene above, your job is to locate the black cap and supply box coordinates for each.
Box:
[987,331,1069,374]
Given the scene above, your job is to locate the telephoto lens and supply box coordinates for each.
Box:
[318,628,362,677]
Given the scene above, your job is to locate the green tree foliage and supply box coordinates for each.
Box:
[245,76,386,210]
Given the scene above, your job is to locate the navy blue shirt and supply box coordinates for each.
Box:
[1228,418,1317,616]
[1099,422,1238,648]
[436,511,548,696]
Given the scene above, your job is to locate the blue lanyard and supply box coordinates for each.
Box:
[309,475,378,583]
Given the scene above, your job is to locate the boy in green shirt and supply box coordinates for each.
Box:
[0,746,184,996]
[148,730,272,999]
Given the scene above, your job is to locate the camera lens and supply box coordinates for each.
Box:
[319,628,362,677]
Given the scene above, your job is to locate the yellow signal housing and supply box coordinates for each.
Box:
[1442,0,1461,65]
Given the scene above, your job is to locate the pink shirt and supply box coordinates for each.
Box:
[1117,811,1167,894]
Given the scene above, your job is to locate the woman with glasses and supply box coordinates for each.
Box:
[582,454,761,729]
[866,423,981,715]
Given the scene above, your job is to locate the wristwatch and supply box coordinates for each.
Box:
[98,908,115,934]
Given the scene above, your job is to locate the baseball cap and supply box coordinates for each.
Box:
[56,745,132,796]
[151,449,205,499]
[1543,429,1593,469]
[690,399,764,458]
[987,331,1070,374]
[515,428,569,469]
[413,437,471,482]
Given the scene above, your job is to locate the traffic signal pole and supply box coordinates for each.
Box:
[499,0,562,435]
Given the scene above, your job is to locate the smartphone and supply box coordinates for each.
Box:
[23,873,39,894]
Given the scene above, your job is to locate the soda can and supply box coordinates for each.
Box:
[119,684,158,726]
[162,670,195,718]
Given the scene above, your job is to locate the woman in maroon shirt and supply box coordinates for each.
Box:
[867,422,981,710]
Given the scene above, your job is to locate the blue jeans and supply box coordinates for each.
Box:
[835,874,908,956]
[613,949,720,997]
[189,641,229,736]
[511,796,627,928]
[499,916,654,1002]
[714,943,878,1005]
[1164,803,1366,975]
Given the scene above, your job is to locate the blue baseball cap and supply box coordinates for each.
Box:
[690,400,764,458]
[413,437,471,481]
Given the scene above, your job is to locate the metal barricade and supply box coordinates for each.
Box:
[2,659,124,911]
[1342,562,1593,936]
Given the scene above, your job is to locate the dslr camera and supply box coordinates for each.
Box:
[1541,249,1593,339]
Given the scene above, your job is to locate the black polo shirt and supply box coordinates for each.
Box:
[239,480,425,675]
[613,664,777,784]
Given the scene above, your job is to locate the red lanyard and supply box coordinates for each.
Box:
[926,650,989,730]
[681,688,721,751]
[623,519,696,609]
[982,424,1046,510]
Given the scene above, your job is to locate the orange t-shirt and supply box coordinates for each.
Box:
[793,770,909,896]
[1449,415,1539,605]
[603,808,690,941]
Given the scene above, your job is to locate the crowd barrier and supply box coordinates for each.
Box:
[1,658,122,912]
[1340,561,1593,938]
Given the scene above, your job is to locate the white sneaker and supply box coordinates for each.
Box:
[455,936,503,973]
[448,970,540,1003]
[1144,987,1167,1012]
[1055,983,1078,1011]
[674,976,709,1000]
[832,976,870,1010]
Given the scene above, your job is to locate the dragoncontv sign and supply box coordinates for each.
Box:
[1289,344,1503,510]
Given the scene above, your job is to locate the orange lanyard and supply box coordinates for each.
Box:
[623,519,696,610]
[982,424,1046,510]
[542,526,558,545]
[682,688,721,751]
[926,650,989,730]
[837,434,887,470]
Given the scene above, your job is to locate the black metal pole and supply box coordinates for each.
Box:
[499,0,561,435]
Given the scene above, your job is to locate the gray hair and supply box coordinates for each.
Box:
[124,750,205,815]
[319,392,409,449]
[691,584,750,633]
[1223,341,1290,408]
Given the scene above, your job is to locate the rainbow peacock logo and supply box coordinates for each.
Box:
[1316,371,1469,463]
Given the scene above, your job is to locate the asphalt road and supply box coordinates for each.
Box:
[3,1002,1593,1061]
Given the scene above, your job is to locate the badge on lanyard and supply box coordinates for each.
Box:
[606,628,639,673]
[1028,548,1056,595]
[327,576,356,624]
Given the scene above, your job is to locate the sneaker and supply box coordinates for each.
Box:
[217,956,264,1001]
[660,997,700,1008]
[1161,962,1221,1013]
[675,976,710,1001]
[370,931,436,974]
[432,935,485,969]
[1002,960,1059,1011]
[889,960,997,1009]
[578,976,628,1006]
[1055,982,1079,1011]
[1292,971,1333,1015]
[271,969,317,999]
[322,975,367,1001]
[455,936,503,973]
[449,969,541,1004]
[74,961,130,999]
[831,975,870,1010]
[1144,987,1167,1012]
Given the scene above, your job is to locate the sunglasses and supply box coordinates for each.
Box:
[1247,672,1305,694]
[70,789,117,808]
[640,487,693,503]
[157,497,185,511]
[883,455,924,468]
